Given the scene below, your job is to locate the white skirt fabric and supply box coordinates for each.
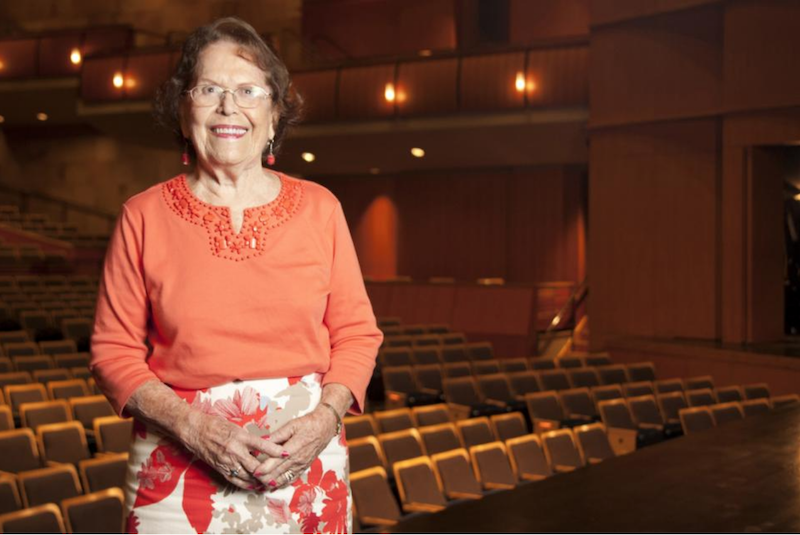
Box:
[124,373,351,534]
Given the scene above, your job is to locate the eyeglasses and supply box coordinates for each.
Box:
[186,84,272,108]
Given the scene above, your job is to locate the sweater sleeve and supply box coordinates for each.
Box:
[320,202,383,414]
[89,204,159,416]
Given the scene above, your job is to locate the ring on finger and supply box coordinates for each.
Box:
[230,465,243,479]
[282,468,295,482]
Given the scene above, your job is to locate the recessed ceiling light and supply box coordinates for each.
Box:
[410,147,425,158]
[112,73,124,88]
[419,49,432,57]
[301,152,316,163]
[69,48,82,65]
[36,112,48,121]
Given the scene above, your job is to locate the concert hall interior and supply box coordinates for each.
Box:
[0,0,800,532]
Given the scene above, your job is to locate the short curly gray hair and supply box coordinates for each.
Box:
[153,17,302,163]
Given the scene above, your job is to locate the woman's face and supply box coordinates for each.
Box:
[182,40,276,170]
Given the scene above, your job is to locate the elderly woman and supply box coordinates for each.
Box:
[90,17,382,534]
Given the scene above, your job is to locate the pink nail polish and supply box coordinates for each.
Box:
[281,451,290,458]
[254,471,263,477]
[269,480,277,487]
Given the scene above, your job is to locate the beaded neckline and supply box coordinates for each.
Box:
[162,173,304,262]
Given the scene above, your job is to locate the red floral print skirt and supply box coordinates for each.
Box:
[124,373,351,534]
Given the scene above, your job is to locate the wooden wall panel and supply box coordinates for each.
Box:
[589,5,722,126]
[724,0,800,112]
[589,120,719,348]
[590,0,721,27]
[509,0,590,44]
[302,0,456,59]
[315,166,585,285]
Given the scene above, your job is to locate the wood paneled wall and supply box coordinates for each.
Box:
[589,0,800,349]
[313,166,586,284]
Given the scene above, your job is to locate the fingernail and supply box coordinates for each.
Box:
[281,451,290,458]
[269,480,277,487]
[254,471,263,477]
[261,434,270,439]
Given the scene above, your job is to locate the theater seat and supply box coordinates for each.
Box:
[489,412,528,442]
[568,368,601,388]
[393,457,447,513]
[469,442,517,490]
[715,385,744,403]
[472,360,501,376]
[0,429,41,473]
[741,398,771,417]
[378,429,426,472]
[19,400,71,431]
[771,394,800,409]
[710,402,744,425]
[584,354,612,367]
[598,398,662,452]
[456,417,496,449]
[541,429,584,473]
[574,423,616,464]
[505,434,552,482]
[656,391,688,425]
[349,436,386,473]
[411,347,441,365]
[0,503,66,533]
[431,449,483,500]
[685,376,715,391]
[93,416,133,454]
[419,423,462,455]
[18,464,82,508]
[537,370,571,391]
[743,383,770,400]
[36,421,91,466]
[0,474,21,515]
[350,467,401,528]
[78,453,128,493]
[411,403,451,427]
[499,358,529,374]
[687,388,717,407]
[597,365,629,385]
[61,488,125,534]
[591,384,624,404]
[507,371,541,396]
[375,408,415,433]
[623,381,654,398]
[344,414,378,440]
[679,407,715,434]
[558,388,599,421]
[628,394,681,438]
[655,378,684,394]
[626,362,656,382]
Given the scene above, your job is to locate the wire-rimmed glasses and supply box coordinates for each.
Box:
[186,84,272,108]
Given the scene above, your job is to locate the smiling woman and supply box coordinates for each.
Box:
[90,17,382,535]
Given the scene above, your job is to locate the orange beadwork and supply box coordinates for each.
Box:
[162,174,303,261]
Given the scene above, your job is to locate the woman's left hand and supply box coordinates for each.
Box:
[253,406,338,490]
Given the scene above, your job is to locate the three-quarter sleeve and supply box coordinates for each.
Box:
[320,202,383,414]
[90,204,159,416]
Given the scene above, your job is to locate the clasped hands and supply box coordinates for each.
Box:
[181,404,339,491]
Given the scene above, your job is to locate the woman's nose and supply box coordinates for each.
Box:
[217,91,238,115]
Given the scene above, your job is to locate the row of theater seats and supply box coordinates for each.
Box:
[351,423,618,529]
[0,441,126,532]
[0,205,109,249]
[0,355,129,532]
[380,333,468,352]
[678,395,800,434]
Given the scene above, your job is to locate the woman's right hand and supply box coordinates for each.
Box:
[178,410,287,490]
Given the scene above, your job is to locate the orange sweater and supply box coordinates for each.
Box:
[90,173,382,416]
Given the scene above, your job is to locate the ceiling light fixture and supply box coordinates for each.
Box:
[69,48,82,65]
[411,147,425,158]
[36,112,48,121]
[515,72,525,92]
[419,49,432,57]
[112,72,124,88]
[301,152,316,163]
[0,115,5,124]
[384,83,396,102]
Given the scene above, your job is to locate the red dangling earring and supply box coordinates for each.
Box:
[181,139,190,166]
[266,138,276,166]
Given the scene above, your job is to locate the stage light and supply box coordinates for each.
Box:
[384,83,396,102]
[515,72,525,92]
[113,72,124,88]
[411,147,425,158]
[36,112,48,121]
[301,152,316,163]
[69,48,82,65]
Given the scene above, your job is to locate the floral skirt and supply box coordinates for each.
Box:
[124,373,351,534]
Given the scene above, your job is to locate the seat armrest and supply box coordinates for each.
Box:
[419,387,440,396]
[484,481,515,490]
[486,399,508,408]
[533,418,561,433]
[554,464,576,473]
[638,422,664,431]
[447,403,472,421]
[521,473,548,482]
[360,516,398,527]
